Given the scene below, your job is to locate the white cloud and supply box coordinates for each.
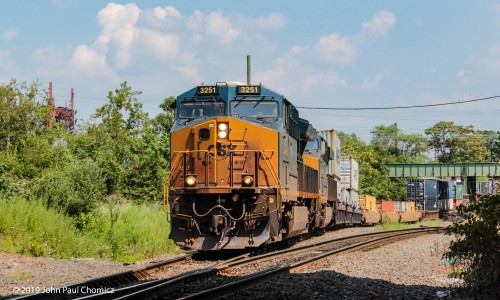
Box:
[137,29,180,60]
[361,72,389,90]
[257,13,286,30]
[3,27,18,41]
[187,10,204,31]
[153,6,181,20]
[68,45,114,78]
[172,66,202,83]
[362,10,396,35]
[302,73,341,90]
[205,10,240,45]
[457,70,469,85]
[94,3,141,67]
[315,33,356,63]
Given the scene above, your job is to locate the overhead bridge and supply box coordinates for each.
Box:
[389,163,500,178]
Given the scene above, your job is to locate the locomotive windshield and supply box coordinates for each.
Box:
[230,100,278,119]
[305,140,319,151]
[179,102,225,119]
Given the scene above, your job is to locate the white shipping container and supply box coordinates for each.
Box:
[350,190,359,207]
[318,130,341,180]
[341,189,349,205]
[340,156,359,191]
[401,201,410,212]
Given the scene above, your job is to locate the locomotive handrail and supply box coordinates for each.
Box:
[163,151,188,220]
[165,148,283,220]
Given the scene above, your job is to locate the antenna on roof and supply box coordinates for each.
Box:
[247,55,251,85]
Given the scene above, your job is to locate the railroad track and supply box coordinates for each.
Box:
[15,251,204,300]
[59,226,444,300]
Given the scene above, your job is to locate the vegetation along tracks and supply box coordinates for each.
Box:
[51,226,443,300]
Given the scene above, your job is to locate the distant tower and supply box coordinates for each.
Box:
[49,82,77,132]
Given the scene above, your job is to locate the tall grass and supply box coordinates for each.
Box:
[0,197,179,263]
[374,216,443,231]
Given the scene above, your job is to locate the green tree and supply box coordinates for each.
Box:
[444,193,500,298]
[478,130,500,162]
[0,80,51,149]
[425,121,488,162]
[372,123,428,160]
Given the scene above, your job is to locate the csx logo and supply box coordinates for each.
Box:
[208,142,237,157]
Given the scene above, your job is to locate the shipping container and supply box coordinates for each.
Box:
[454,184,464,200]
[359,195,377,212]
[377,200,395,212]
[455,199,463,207]
[408,201,415,212]
[350,190,359,207]
[340,156,359,190]
[341,189,349,205]
[407,179,438,201]
[400,201,415,212]
[423,199,438,211]
[393,201,402,212]
[318,130,341,180]
[448,198,454,210]
[476,180,493,195]
[437,180,454,200]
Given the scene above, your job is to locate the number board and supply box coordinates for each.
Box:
[236,85,261,95]
[197,86,219,95]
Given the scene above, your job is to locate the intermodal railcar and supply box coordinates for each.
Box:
[165,82,361,250]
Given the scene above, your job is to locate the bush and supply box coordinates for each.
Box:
[0,196,107,258]
[444,194,500,298]
[28,158,104,217]
[82,200,179,263]
[0,196,179,262]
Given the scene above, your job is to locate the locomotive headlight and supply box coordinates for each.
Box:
[242,175,254,186]
[185,175,197,187]
[218,123,228,139]
[218,123,227,131]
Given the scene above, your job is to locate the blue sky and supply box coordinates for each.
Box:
[1,0,499,140]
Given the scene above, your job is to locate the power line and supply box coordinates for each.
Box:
[296,95,500,110]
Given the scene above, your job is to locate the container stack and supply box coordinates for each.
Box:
[340,156,359,207]
[359,194,377,212]
[406,179,438,211]
[318,130,342,201]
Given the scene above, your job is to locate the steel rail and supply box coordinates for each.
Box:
[14,252,197,300]
[80,227,443,300]
[181,227,444,299]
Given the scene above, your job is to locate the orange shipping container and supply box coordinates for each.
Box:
[377,200,395,212]
[359,195,377,212]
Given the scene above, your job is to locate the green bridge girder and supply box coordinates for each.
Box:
[389,163,500,178]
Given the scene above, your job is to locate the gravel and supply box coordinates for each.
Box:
[0,226,460,299]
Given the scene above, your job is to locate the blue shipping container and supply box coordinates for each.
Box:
[407,179,438,201]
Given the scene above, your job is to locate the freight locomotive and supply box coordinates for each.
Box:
[165,82,362,250]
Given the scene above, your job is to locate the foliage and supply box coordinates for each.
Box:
[0,80,51,150]
[372,123,429,159]
[339,132,410,200]
[0,196,179,262]
[0,196,107,258]
[444,194,500,298]
[27,159,105,217]
[425,121,488,162]
[477,130,500,162]
[374,217,443,231]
